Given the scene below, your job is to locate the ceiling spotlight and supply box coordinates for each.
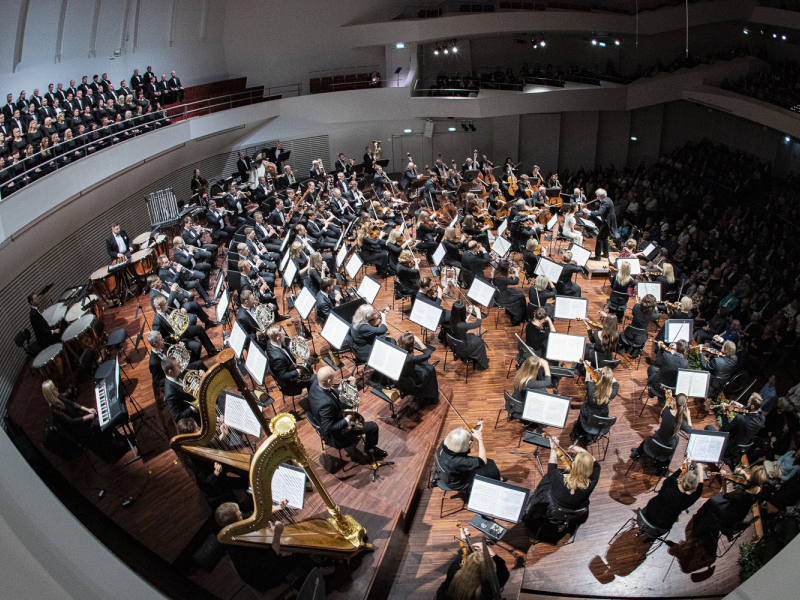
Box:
[773,33,778,38]
[461,121,469,132]
[396,42,405,49]
[786,136,791,142]
[434,45,440,55]
[630,136,638,141]
[403,129,412,133]
[591,39,598,45]
[598,41,606,47]
[614,39,620,46]
[469,121,476,132]
[448,127,456,132]
[443,47,449,54]
[531,37,538,48]
[452,42,458,53]
[539,39,546,47]
[743,28,749,34]
[782,35,787,41]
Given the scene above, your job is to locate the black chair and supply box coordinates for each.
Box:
[638,383,674,417]
[444,333,476,383]
[724,441,754,467]
[305,410,358,473]
[724,371,749,396]
[392,276,415,316]
[533,504,589,545]
[619,326,646,368]
[582,414,616,461]
[267,363,301,415]
[716,516,760,557]
[607,289,629,319]
[78,348,99,378]
[598,357,621,371]
[430,451,468,518]
[93,319,131,363]
[626,437,676,480]
[14,329,38,377]
[610,508,671,556]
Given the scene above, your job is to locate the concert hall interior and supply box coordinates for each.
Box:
[4,1,800,599]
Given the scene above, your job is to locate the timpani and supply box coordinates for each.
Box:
[32,343,73,388]
[65,295,101,324]
[131,231,151,252]
[41,302,67,330]
[62,314,100,360]
[90,265,119,304]
[130,248,156,289]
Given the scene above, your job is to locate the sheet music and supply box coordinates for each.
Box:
[643,243,657,259]
[637,281,662,302]
[279,248,291,271]
[283,258,298,287]
[522,390,571,428]
[616,257,641,275]
[491,236,511,258]
[467,277,496,308]
[554,296,588,320]
[432,243,446,267]
[367,337,407,381]
[665,319,693,343]
[345,253,363,279]
[547,215,558,231]
[568,243,591,267]
[410,297,443,332]
[676,369,710,398]
[578,217,596,229]
[271,464,307,510]
[216,289,229,323]
[244,341,268,385]
[229,320,248,358]
[213,269,225,300]
[336,244,348,268]
[294,286,316,320]
[687,431,727,463]
[496,219,508,238]
[535,258,564,283]
[448,214,459,229]
[320,312,350,350]
[357,275,381,305]
[545,332,585,363]
[279,232,291,253]
[223,392,262,437]
[467,476,528,524]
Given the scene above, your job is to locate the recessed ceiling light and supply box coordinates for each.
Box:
[448,127,456,132]
[396,42,405,49]
[403,129,412,133]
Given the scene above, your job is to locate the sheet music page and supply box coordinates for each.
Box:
[245,342,268,385]
[522,391,571,428]
[491,236,511,258]
[535,258,564,284]
[294,287,317,320]
[637,282,662,302]
[214,270,225,299]
[665,319,693,343]
[271,464,307,510]
[345,253,363,279]
[367,338,407,381]
[687,432,727,463]
[467,277,496,308]
[579,218,596,229]
[279,232,291,253]
[432,243,446,267]
[283,258,298,287]
[547,215,558,231]
[357,275,381,304]
[569,244,591,267]
[496,219,508,238]
[545,332,585,363]
[554,296,588,320]
[280,248,291,271]
[229,321,248,358]
[223,392,262,438]
[616,257,641,275]
[410,297,443,332]
[320,312,350,350]
[448,215,459,229]
[216,289,229,323]
[676,369,710,398]
[467,477,528,523]
[643,243,657,258]
[336,244,347,267]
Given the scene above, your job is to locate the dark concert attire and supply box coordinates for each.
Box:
[265,338,312,396]
[585,196,616,259]
[308,374,380,451]
[570,380,619,441]
[524,459,601,521]
[435,552,509,600]
[643,469,703,530]
[435,441,501,492]
[451,317,488,371]
[30,306,60,349]
[347,321,387,364]
[164,377,199,423]
[493,274,526,326]
[398,343,439,403]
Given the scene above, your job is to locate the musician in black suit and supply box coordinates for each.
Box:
[236,290,266,349]
[400,161,418,196]
[105,223,132,259]
[266,141,285,170]
[267,198,288,229]
[347,303,389,364]
[251,176,274,211]
[699,340,739,397]
[236,151,251,183]
[152,296,218,361]
[704,393,766,465]
[147,331,205,389]
[148,275,219,328]
[334,152,351,174]
[372,165,392,197]
[309,159,324,181]
[157,254,214,306]
[27,293,61,349]
[224,183,249,226]
[363,146,375,176]
[168,71,185,103]
[277,165,297,191]
[181,217,218,260]
[460,241,489,289]
[251,212,282,252]
[308,366,386,457]
[156,75,173,105]
[315,277,342,325]
[237,263,283,319]
[265,324,313,396]
[244,227,280,263]
[162,356,200,423]
[172,238,211,285]
[582,188,616,260]
[647,340,688,391]
[206,201,236,246]
[130,69,143,92]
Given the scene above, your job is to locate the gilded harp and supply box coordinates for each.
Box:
[218,413,370,559]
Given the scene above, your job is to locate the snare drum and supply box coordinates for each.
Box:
[130,248,156,287]
[62,314,100,359]
[41,303,67,332]
[91,265,118,303]
[32,343,73,388]
[131,231,151,252]
[65,294,101,324]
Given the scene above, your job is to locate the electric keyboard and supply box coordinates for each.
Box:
[94,360,128,431]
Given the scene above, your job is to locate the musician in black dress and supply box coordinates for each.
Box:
[492,260,526,327]
[525,307,553,358]
[396,332,439,407]
[511,355,552,402]
[396,249,420,296]
[631,392,692,462]
[607,258,633,318]
[449,301,489,371]
[265,324,313,397]
[348,303,389,363]
[441,227,464,270]
[555,250,583,298]
[416,278,451,343]
[655,296,693,342]
[692,466,769,541]
[435,422,502,492]
[582,314,618,365]
[642,462,705,531]
[357,222,389,277]
[620,294,659,357]
[570,366,618,443]
[415,210,443,260]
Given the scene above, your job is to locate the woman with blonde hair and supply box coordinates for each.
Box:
[512,354,552,401]
[524,439,601,522]
[571,366,618,442]
[435,533,510,600]
[528,273,555,315]
[416,209,442,259]
[396,248,420,296]
[643,460,705,530]
[693,465,769,540]
[435,421,502,493]
[631,392,692,463]
[657,262,679,301]
[607,259,632,318]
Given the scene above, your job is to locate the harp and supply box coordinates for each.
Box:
[171,348,271,475]
[218,412,370,559]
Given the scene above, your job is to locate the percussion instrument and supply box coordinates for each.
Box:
[152,234,168,257]
[131,232,151,251]
[65,295,101,324]
[132,232,168,257]
[41,303,67,329]
[32,343,73,388]
[130,248,156,288]
[90,265,119,304]
[146,188,180,228]
[62,314,100,360]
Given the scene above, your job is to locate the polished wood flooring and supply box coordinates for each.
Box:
[7,233,753,599]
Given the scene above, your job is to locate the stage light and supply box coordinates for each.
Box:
[773,33,778,38]
[540,39,546,47]
[531,37,538,48]
[630,136,638,141]
[599,41,606,47]
[443,47,449,54]
[448,127,456,132]
[591,39,598,45]
[461,122,469,132]
[452,44,458,53]
[782,35,787,41]
[396,42,405,49]
[743,28,749,34]
[434,45,440,55]
[785,136,791,142]
[614,39,620,46]
[469,121,476,132]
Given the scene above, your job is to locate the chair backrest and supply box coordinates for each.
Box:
[598,358,621,370]
[79,348,98,372]
[636,508,670,538]
[304,408,322,432]
[503,390,524,419]
[644,436,677,460]
[586,414,617,435]
[13,329,30,349]
[93,319,105,337]
[446,333,467,360]
[609,289,630,306]
[549,504,588,523]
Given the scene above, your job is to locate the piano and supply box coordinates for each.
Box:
[94,359,128,431]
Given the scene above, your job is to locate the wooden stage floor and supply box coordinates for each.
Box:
[7,235,751,600]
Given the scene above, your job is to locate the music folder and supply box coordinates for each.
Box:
[676,368,710,398]
[432,243,446,267]
[616,257,641,276]
[522,390,571,428]
[535,257,563,283]
[345,253,363,279]
[665,319,693,343]
[638,281,662,302]
[367,337,408,381]
[467,276,496,308]
[229,320,248,358]
[553,296,588,320]
[215,289,229,323]
[686,430,728,463]
[320,311,350,350]
[569,243,591,268]
[545,332,585,363]
[294,286,317,320]
[357,275,381,305]
[244,339,269,386]
[467,476,530,524]
[491,236,511,258]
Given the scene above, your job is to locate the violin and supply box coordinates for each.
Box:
[662,385,677,410]
[576,316,602,328]
[690,340,724,357]
[717,401,748,414]
[584,361,599,383]
[456,524,474,566]
[545,433,573,471]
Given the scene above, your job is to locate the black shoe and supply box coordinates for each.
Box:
[205,300,218,307]
[207,348,220,358]
[205,320,222,329]
[630,448,639,459]
[367,447,388,458]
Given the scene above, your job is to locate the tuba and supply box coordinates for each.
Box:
[289,336,312,381]
[166,308,190,338]
[372,140,382,162]
[339,379,364,429]
[166,341,190,372]
[251,301,275,333]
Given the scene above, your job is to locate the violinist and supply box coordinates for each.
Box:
[460,240,490,289]
[630,393,692,463]
[703,393,764,466]
[561,204,583,247]
[415,277,451,341]
[415,211,441,259]
[525,307,554,357]
[461,215,490,252]
[555,249,583,298]
[315,277,342,326]
[529,274,555,315]
[655,296,693,341]
[692,465,769,541]
[642,461,705,531]
[347,303,390,364]
[396,332,439,408]
[442,227,464,269]
[487,181,504,215]
[396,249,421,297]
[522,238,544,278]
[583,314,619,365]
[699,340,738,397]
[384,228,405,273]
[378,190,404,226]
[356,221,390,278]
[449,301,489,371]
[619,294,659,358]
[647,339,688,392]
[523,439,600,522]
[436,528,509,600]
[655,262,679,302]
[512,354,552,402]
[435,422,502,493]
[570,366,618,443]
[492,259,527,327]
